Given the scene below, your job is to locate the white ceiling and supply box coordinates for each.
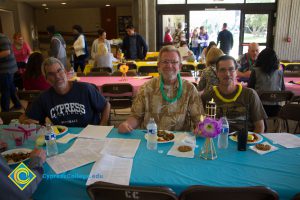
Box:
[13,0,133,9]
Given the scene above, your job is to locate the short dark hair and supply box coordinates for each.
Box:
[46,25,56,34]
[216,55,238,71]
[97,28,106,36]
[72,25,83,33]
[126,24,134,29]
[223,23,228,28]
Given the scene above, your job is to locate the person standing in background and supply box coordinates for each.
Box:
[163,28,173,44]
[12,33,32,90]
[122,24,148,60]
[72,25,88,72]
[198,26,209,57]
[172,23,186,47]
[46,25,67,68]
[0,33,22,111]
[190,28,199,60]
[217,23,233,55]
[91,28,111,60]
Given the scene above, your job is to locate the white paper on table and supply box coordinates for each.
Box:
[46,149,99,174]
[263,133,300,148]
[101,138,140,158]
[65,138,106,155]
[78,125,113,139]
[86,154,133,186]
[249,141,279,155]
[56,134,78,144]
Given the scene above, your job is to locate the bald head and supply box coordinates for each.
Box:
[248,42,260,60]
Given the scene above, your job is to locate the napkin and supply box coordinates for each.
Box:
[249,141,279,155]
[167,133,196,158]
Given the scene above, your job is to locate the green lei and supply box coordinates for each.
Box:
[160,73,183,103]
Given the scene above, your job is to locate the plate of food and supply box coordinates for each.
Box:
[52,125,68,135]
[229,132,263,144]
[1,148,32,165]
[145,130,175,143]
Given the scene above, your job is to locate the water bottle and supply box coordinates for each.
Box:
[45,124,58,157]
[146,118,157,150]
[218,117,229,149]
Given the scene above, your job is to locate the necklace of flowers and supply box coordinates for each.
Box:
[160,73,183,103]
[213,84,242,103]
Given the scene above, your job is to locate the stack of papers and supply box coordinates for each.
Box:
[101,138,140,158]
[263,133,300,148]
[78,125,113,139]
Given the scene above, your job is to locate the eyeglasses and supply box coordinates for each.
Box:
[46,68,64,78]
[160,60,180,65]
[218,67,236,74]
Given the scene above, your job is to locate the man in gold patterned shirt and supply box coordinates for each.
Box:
[118,45,204,133]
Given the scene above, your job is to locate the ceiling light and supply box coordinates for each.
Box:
[42,3,47,7]
[45,7,49,10]
[61,2,67,5]
[105,4,111,7]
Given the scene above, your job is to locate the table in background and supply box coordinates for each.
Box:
[280,62,300,68]
[285,77,300,95]
[30,128,300,200]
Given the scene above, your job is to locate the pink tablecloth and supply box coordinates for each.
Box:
[285,77,300,95]
[79,76,198,96]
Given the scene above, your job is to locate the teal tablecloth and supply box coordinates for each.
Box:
[28,128,300,200]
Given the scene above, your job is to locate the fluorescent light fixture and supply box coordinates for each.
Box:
[42,3,47,7]
[205,8,226,11]
[61,2,67,5]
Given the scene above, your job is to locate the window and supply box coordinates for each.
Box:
[188,0,244,4]
[246,0,275,3]
[157,0,185,4]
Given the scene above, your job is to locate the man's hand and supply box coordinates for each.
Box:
[30,149,46,164]
[19,114,39,125]
[118,121,133,134]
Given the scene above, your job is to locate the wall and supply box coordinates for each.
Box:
[0,1,19,40]
[274,0,300,60]
[17,2,35,49]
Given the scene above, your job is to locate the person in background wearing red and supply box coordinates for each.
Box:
[23,52,51,91]
[12,33,32,90]
[164,28,173,44]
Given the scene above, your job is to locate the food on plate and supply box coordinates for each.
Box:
[157,130,175,142]
[178,145,193,152]
[3,152,31,164]
[232,133,259,143]
[255,143,271,151]
[52,126,66,134]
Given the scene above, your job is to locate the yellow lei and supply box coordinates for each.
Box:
[213,84,242,103]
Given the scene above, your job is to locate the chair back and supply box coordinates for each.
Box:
[138,66,158,76]
[278,103,300,133]
[285,64,300,72]
[180,72,193,77]
[0,112,23,124]
[91,67,112,73]
[179,185,279,200]
[181,64,195,72]
[197,63,206,70]
[18,90,42,111]
[87,181,178,200]
[87,71,110,76]
[258,91,294,103]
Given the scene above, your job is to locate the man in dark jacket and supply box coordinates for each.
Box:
[217,23,233,55]
[122,24,148,60]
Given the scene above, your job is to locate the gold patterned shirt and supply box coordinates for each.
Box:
[130,77,204,131]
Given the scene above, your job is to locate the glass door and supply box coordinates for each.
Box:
[240,13,271,54]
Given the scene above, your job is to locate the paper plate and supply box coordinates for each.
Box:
[1,148,32,165]
[229,133,263,144]
[52,125,68,135]
[145,130,176,143]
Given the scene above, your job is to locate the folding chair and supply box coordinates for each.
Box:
[278,103,300,133]
[0,112,23,124]
[180,72,193,77]
[87,71,110,76]
[91,67,112,73]
[258,91,294,132]
[138,66,158,76]
[197,63,206,76]
[87,181,178,200]
[101,83,134,125]
[285,64,300,72]
[18,90,42,111]
[179,185,279,200]
[181,64,195,77]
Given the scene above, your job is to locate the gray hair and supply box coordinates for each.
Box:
[158,45,182,64]
[41,57,65,77]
